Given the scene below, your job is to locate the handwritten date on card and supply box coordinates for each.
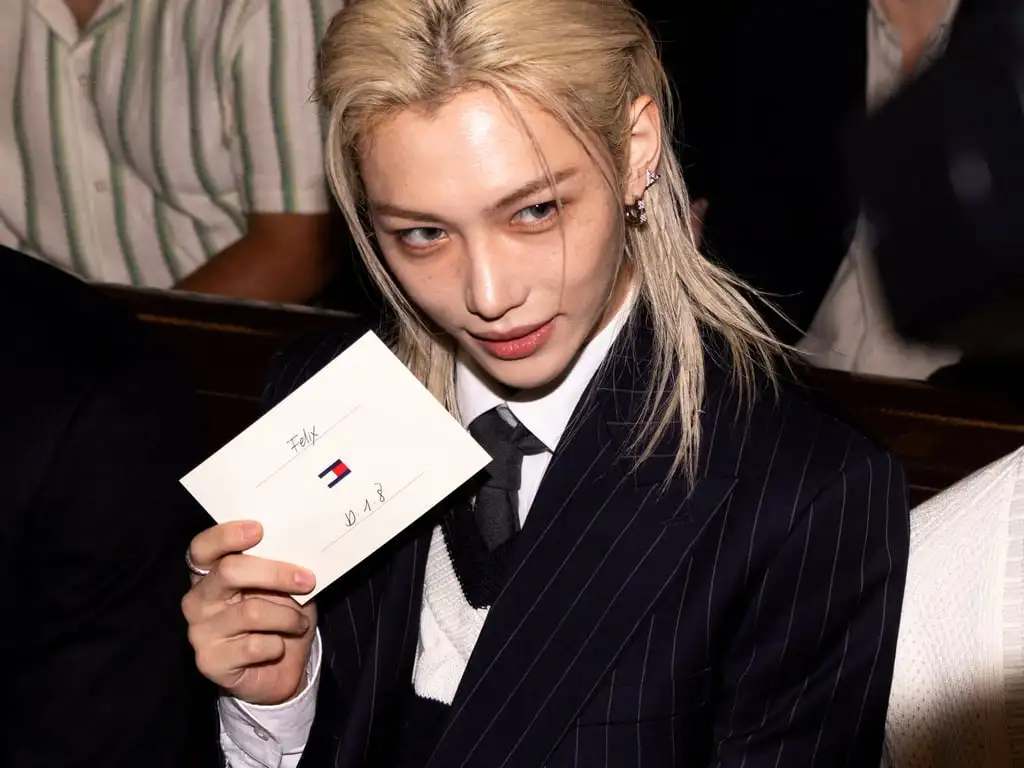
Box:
[319,476,427,556]
[342,483,385,529]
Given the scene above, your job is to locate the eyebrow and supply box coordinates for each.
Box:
[370,167,580,223]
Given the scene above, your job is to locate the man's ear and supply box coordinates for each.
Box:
[623,95,662,204]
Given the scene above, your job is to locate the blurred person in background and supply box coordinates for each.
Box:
[0,244,215,766]
[0,0,341,305]
[640,0,985,379]
[852,0,1024,396]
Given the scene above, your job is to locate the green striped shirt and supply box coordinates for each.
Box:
[1,0,337,287]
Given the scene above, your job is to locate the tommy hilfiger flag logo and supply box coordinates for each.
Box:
[319,459,351,488]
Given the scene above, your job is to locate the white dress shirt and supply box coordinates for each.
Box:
[219,296,635,767]
[797,0,963,379]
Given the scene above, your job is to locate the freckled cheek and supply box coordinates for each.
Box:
[562,226,620,302]
[389,260,466,328]
[497,233,567,292]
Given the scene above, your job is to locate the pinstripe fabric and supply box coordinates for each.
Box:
[261,316,910,768]
[0,0,336,288]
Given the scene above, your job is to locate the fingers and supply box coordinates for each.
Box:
[182,522,317,633]
[213,553,315,599]
[188,521,263,572]
[211,595,312,639]
[187,596,312,687]
[187,598,307,688]
[185,520,316,598]
[182,522,320,699]
[183,554,316,622]
[193,630,288,684]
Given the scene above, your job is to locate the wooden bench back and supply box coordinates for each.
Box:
[103,287,1024,507]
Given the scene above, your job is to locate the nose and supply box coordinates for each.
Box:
[463,236,528,322]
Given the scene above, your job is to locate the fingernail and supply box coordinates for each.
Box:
[295,570,315,590]
[241,522,262,540]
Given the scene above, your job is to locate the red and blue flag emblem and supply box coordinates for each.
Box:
[319,459,351,488]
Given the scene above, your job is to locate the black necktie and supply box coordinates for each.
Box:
[467,408,547,551]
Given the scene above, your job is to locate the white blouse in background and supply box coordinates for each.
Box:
[797,0,963,380]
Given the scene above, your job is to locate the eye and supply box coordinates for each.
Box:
[396,227,447,248]
[513,201,558,227]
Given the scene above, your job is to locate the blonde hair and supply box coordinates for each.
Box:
[319,0,784,480]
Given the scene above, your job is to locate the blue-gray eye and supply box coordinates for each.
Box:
[398,227,446,246]
[514,202,557,224]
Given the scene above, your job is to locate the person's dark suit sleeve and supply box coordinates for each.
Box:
[10,353,212,767]
[713,450,910,766]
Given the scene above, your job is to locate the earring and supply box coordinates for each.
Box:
[624,197,647,227]
[624,169,659,227]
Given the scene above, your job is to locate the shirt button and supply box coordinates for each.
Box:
[94,180,108,193]
[253,726,270,741]
[78,75,89,87]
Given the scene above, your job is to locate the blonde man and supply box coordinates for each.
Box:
[183,1,910,765]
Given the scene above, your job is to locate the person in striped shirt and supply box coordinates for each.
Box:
[1,0,342,304]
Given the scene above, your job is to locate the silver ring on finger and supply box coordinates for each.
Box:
[185,548,211,578]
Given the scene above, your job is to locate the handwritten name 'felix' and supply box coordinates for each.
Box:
[287,426,318,452]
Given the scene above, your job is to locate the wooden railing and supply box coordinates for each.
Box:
[101,286,1024,507]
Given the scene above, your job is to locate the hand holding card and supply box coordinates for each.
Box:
[181,332,490,604]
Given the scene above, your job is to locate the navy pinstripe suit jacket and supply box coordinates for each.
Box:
[264,316,909,767]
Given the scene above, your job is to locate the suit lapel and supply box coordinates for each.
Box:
[426,321,739,768]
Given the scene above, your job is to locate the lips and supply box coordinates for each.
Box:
[476,321,548,342]
[472,320,554,360]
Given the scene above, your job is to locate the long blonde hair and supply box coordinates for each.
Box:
[319,0,783,480]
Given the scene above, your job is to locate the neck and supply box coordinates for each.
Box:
[65,0,105,30]
[877,0,953,34]
[877,0,953,75]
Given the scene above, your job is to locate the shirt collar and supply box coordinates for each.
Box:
[456,290,636,452]
[868,0,962,60]
[32,0,124,45]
